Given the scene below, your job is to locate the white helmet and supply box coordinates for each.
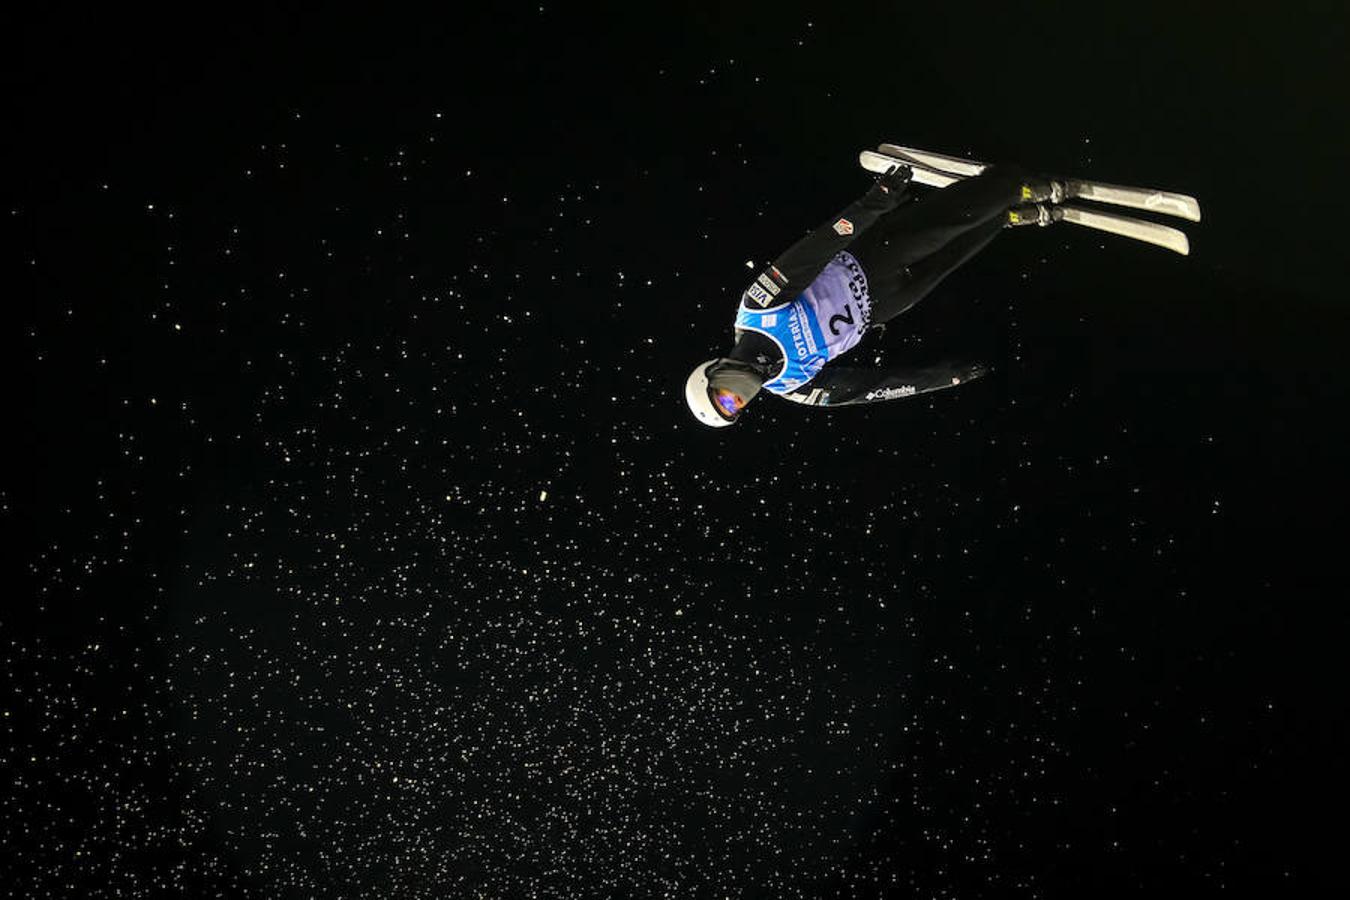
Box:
[685,359,737,427]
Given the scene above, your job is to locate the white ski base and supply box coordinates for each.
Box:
[1068,181,1201,222]
[1060,205,1190,256]
[878,143,988,178]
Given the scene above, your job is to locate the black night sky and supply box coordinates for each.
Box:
[5,3,1347,897]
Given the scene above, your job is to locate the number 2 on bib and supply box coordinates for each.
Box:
[828,305,854,336]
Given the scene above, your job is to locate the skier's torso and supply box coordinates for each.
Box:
[734,251,871,394]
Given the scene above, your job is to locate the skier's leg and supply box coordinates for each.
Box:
[852,164,1051,321]
[867,216,1005,323]
[854,164,1031,269]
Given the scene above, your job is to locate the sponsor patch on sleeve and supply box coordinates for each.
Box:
[832,218,855,236]
[755,273,781,297]
[745,281,775,308]
[769,265,788,286]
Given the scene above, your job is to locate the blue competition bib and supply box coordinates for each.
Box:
[734,252,871,394]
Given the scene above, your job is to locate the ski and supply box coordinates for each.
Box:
[874,143,1202,222]
[1060,179,1201,222]
[1059,205,1191,256]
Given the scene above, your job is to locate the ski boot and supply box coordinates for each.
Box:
[1005,204,1064,228]
[1018,177,1068,205]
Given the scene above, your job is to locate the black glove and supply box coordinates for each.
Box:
[865,165,913,208]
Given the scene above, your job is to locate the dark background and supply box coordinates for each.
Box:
[5,2,1347,896]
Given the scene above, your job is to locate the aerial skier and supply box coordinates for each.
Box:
[684,143,1201,427]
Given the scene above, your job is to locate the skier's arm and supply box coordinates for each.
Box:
[741,171,911,308]
[782,360,993,407]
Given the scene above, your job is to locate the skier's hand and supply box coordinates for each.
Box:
[866,165,913,207]
[877,165,912,193]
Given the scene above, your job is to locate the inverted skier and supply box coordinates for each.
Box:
[683,148,1199,427]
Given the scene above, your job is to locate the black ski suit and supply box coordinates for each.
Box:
[728,165,1030,407]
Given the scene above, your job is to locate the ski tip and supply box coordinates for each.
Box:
[1141,191,1202,223]
[1151,230,1190,256]
[859,150,890,174]
[1165,195,1202,223]
[1156,230,1190,255]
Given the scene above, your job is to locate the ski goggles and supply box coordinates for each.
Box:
[713,387,747,419]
